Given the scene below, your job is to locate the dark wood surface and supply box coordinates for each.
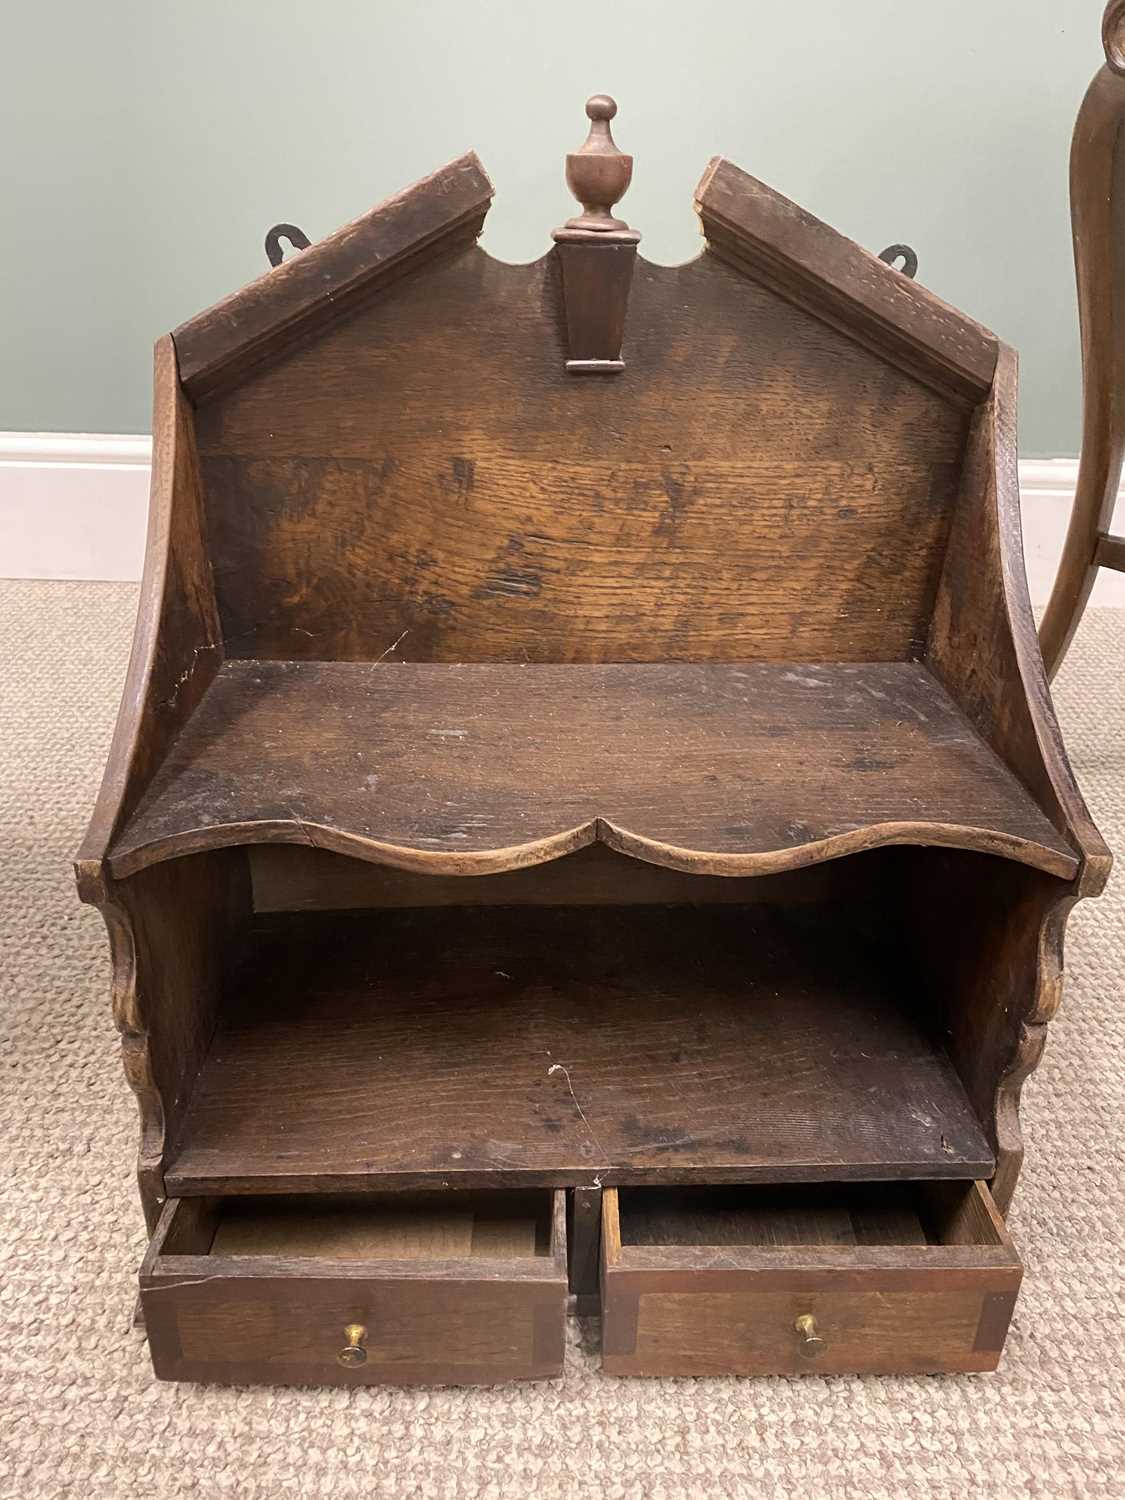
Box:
[174,154,493,401]
[552,95,640,372]
[617,1183,932,1249]
[164,904,994,1194]
[927,346,1109,899]
[75,336,221,880]
[107,659,1077,880]
[922,341,1110,1204]
[1040,3,1125,673]
[899,851,1076,1214]
[210,1190,553,1259]
[109,850,250,1227]
[193,245,969,665]
[601,1181,1022,1376]
[694,158,998,403]
[1095,531,1125,570]
[568,1187,603,1314]
[141,1190,567,1386]
[246,841,844,912]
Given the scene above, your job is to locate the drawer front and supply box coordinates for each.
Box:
[603,1278,1020,1377]
[601,1184,1022,1378]
[143,1272,566,1385]
[141,1192,567,1386]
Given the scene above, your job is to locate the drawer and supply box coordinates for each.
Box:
[601,1181,1022,1377]
[140,1189,567,1386]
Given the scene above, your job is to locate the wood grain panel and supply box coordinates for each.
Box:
[209,1191,550,1260]
[899,851,1073,1213]
[96,849,250,1227]
[924,345,1110,1200]
[927,346,1109,895]
[617,1184,931,1249]
[613,1286,1014,1376]
[193,246,969,663]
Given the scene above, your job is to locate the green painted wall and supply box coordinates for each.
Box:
[0,0,1106,452]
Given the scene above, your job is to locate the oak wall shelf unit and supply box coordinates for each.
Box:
[79,60,1111,1387]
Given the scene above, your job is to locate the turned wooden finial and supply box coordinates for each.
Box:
[551,94,640,374]
[1104,1,1125,72]
[563,95,635,233]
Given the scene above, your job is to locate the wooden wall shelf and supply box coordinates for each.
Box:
[77,79,1110,1388]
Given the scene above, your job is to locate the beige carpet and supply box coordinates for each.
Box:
[1,579,1122,1500]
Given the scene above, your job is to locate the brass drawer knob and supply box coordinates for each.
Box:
[337,1323,368,1367]
[794,1313,827,1359]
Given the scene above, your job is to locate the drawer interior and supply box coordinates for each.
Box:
[158,1190,557,1262]
[614,1180,1011,1252]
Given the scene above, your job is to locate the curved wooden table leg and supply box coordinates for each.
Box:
[1039,2,1125,679]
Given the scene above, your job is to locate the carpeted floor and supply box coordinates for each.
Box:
[1,579,1122,1499]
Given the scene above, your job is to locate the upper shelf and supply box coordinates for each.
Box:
[106,660,1078,880]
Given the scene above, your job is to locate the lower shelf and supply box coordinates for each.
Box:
[165,904,994,1193]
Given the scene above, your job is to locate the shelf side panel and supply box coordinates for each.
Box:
[76,337,221,878]
[927,345,1107,894]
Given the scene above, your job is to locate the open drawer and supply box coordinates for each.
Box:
[140,1189,567,1386]
[601,1181,1022,1377]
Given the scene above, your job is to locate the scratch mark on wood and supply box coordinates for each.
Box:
[548,1062,611,1178]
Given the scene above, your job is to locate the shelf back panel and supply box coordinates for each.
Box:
[192,246,970,664]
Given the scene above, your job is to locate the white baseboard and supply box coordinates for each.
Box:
[2,435,1123,608]
[0,433,152,582]
[1018,459,1125,608]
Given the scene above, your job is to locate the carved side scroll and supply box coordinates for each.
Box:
[899,851,1080,1217]
[80,853,252,1232]
[1039,3,1125,673]
[95,889,166,1232]
[988,892,1079,1214]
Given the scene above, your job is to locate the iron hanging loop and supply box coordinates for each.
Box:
[265,223,312,268]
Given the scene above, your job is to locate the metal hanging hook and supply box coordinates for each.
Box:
[265,223,312,268]
[878,243,919,280]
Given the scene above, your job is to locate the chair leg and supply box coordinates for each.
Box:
[1039,468,1105,680]
[1040,10,1125,678]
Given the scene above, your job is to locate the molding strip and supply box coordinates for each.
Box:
[1,436,1122,605]
[0,432,152,466]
